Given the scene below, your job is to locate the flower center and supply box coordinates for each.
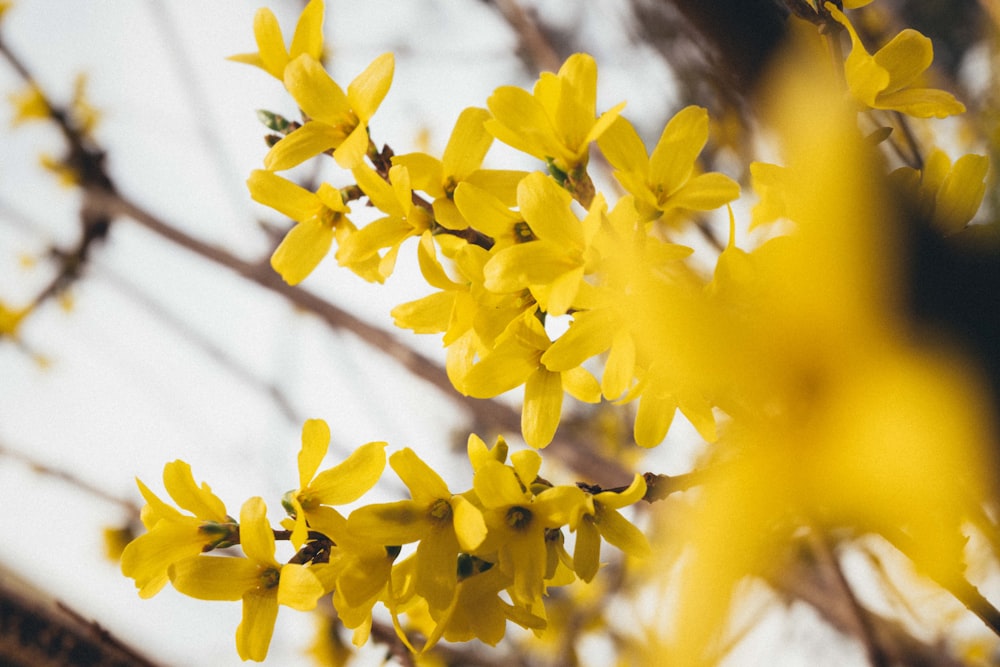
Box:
[260,567,280,590]
[506,506,532,531]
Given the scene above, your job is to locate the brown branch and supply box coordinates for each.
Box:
[0,564,161,667]
[769,535,969,667]
[0,441,139,518]
[485,0,563,74]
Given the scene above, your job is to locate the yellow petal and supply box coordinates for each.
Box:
[595,473,647,508]
[442,107,493,181]
[573,518,601,582]
[392,152,444,196]
[240,497,277,566]
[415,526,460,610]
[162,460,228,522]
[309,441,387,505]
[168,554,261,601]
[485,86,563,161]
[648,106,707,194]
[333,124,371,169]
[596,507,650,558]
[462,335,540,397]
[391,291,454,333]
[270,218,335,285]
[288,0,325,62]
[510,450,542,487]
[252,8,289,79]
[561,366,601,403]
[665,172,740,211]
[452,494,488,550]
[352,166,404,217]
[935,153,988,233]
[518,172,581,247]
[298,418,330,488]
[598,116,649,176]
[247,169,318,222]
[264,121,342,171]
[473,460,529,508]
[284,54,349,125]
[828,5,888,107]
[347,52,394,122]
[483,241,576,294]
[276,563,324,610]
[348,500,426,544]
[634,392,676,448]
[522,367,563,448]
[390,448,450,502]
[872,29,932,94]
[237,590,279,661]
[541,309,614,371]
[875,87,965,118]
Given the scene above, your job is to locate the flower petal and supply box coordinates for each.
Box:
[169,555,261,601]
[236,590,279,662]
[284,54,349,126]
[298,418,330,488]
[276,563,324,610]
[288,0,324,62]
[390,447,450,502]
[347,52,395,122]
[264,121,343,171]
[240,497,277,566]
[522,367,563,448]
[270,218,335,285]
[309,441,387,505]
[163,460,228,522]
[442,107,493,181]
[649,106,707,195]
[347,500,427,544]
[247,170,318,222]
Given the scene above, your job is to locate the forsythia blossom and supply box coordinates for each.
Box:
[120,0,996,661]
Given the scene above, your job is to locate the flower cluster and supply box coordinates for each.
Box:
[118,0,999,662]
[121,420,648,659]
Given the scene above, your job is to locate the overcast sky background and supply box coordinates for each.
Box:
[0,2,891,665]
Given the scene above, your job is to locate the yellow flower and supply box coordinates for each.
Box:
[264,52,394,171]
[120,460,235,598]
[482,172,604,317]
[229,0,325,81]
[347,448,486,610]
[247,169,376,284]
[539,195,693,405]
[890,149,989,235]
[469,451,591,607]
[598,107,740,222]
[8,84,49,126]
[169,497,324,662]
[422,563,545,648]
[827,3,965,118]
[305,507,399,646]
[336,164,431,281]
[0,302,30,338]
[393,107,525,230]
[485,53,625,175]
[283,418,386,550]
[462,310,601,448]
[573,474,650,582]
